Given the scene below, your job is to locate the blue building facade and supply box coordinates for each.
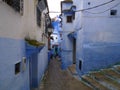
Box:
[61,1,74,69]
[74,0,120,76]
[51,17,62,46]
[61,0,120,76]
[0,38,48,90]
[0,37,29,90]
[0,0,50,90]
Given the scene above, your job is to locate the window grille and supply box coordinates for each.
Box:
[36,6,41,27]
[3,0,23,15]
[66,16,72,23]
[20,0,23,15]
[110,10,117,16]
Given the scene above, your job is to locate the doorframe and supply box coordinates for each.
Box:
[73,38,76,64]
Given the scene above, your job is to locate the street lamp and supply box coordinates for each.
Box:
[70,5,76,12]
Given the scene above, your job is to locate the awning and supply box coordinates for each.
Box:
[63,10,74,15]
[25,42,44,57]
[68,31,77,39]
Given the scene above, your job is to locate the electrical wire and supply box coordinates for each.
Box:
[49,11,61,13]
[84,2,120,14]
[49,0,116,13]
[75,0,115,12]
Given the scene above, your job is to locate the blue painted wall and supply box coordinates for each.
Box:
[29,53,38,88]
[51,16,73,69]
[61,0,120,76]
[52,20,60,32]
[37,46,48,85]
[51,18,62,45]
[72,0,120,76]
[61,32,73,69]
[0,37,29,90]
[61,14,74,69]
[0,37,49,90]
[61,1,75,70]
[76,17,120,76]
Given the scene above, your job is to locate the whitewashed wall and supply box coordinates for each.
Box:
[61,1,74,69]
[0,0,49,90]
[0,0,46,41]
[73,0,120,75]
[0,2,23,39]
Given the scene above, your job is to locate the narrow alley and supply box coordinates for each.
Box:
[39,57,92,90]
[39,57,120,90]
[1,0,120,90]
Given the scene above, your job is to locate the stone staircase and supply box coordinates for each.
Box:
[81,65,120,90]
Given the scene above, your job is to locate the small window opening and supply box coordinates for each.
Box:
[3,0,23,15]
[88,2,91,5]
[67,16,72,23]
[79,60,82,70]
[15,62,21,75]
[110,10,117,16]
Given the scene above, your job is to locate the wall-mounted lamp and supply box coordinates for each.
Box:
[70,5,76,12]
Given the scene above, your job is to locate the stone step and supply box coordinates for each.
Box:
[81,75,109,90]
[68,64,78,75]
[114,65,120,73]
[90,72,120,90]
[101,69,120,83]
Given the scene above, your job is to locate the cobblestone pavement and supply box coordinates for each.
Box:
[39,58,92,90]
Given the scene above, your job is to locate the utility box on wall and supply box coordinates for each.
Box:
[22,57,26,72]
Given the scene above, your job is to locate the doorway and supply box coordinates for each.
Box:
[73,38,76,64]
[29,53,38,90]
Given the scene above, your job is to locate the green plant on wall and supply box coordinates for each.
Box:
[25,38,45,47]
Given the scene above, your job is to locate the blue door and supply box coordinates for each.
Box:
[29,53,38,89]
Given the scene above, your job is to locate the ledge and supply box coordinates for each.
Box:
[25,39,45,57]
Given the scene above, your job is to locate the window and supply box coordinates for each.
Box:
[88,2,91,5]
[79,60,82,70]
[110,10,117,16]
[66,16,72,23]
[36,7,41,27]
[20,0,24,15]
[15,62,21,75]
[3,0,23,15]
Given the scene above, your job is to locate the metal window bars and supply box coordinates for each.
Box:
[3,0,23,15]
[36,6,41,27]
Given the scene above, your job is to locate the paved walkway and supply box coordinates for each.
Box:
[39,58,120,90]
[39,58,92,90]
